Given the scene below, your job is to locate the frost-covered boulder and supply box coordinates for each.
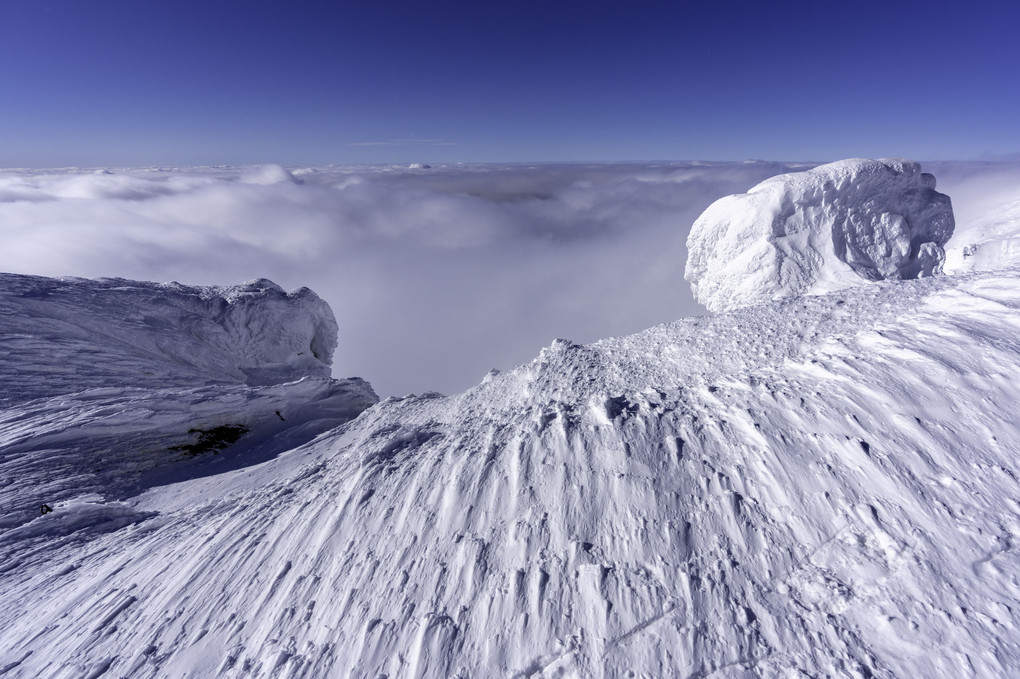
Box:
[0,274,343,401]
[685,158,955,312]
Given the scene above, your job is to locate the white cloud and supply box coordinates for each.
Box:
[0,161,831,396]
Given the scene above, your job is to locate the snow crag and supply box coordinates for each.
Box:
[0,273,377,540]
[0,274,345,403]
[685,158,955,312]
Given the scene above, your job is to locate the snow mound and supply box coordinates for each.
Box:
[686,158,955,312]
[945,197,1020,273]
[0,274,341,403]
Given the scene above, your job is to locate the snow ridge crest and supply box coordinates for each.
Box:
[685,158,955,312]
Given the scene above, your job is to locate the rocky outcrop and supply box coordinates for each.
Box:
[685,158,955,312]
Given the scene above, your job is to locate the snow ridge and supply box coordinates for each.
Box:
[685,158,955,312]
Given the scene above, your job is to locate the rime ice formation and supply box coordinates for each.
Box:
[685,158,955,312]
[0,273,377,519]
[0,274,341,404]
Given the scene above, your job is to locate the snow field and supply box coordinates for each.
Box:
[3,268,1020,676]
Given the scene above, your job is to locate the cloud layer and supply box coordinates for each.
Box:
[0,160,945,396]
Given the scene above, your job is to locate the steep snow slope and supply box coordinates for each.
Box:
[3,265,1020,677]
[686,159,954,312]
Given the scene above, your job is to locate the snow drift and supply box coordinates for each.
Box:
[685,158,955,312]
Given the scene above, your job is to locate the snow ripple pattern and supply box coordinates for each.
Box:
[3,271,1020,678]
[685,158,955,312]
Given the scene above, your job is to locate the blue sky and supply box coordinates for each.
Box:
[1,0,1017,166]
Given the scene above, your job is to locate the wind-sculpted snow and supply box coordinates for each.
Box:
[686,158,955,312]
[0,273,340,404]
[3,266,1020,677]
[0,273,377,546]
[945,197,1020,274]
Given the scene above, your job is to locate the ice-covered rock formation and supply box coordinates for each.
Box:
[0,273,377,520]
[0,274,341,403]
[685,158,955,312]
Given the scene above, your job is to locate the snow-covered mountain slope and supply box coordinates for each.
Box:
[3,161,1020,678]
[3,265,1020,677]
[686,159,955,312]
[945,197,1020,274]
[0,274,377,554]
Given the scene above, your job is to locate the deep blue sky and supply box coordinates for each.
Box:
[1,0,1017,166]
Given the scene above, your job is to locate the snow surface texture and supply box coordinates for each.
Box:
[4,270,1020,677]
[685,159,956,312]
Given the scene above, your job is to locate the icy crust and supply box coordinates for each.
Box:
[0,273,340,404]
[4,270,1020,677]
[685,158,955,312]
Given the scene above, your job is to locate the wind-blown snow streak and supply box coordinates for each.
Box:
[2,268,1020,676]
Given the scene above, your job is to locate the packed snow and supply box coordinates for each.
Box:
[685,159,955,312]
[2,159,1020,677]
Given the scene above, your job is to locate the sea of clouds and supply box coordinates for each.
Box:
[2,160,1017,396]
